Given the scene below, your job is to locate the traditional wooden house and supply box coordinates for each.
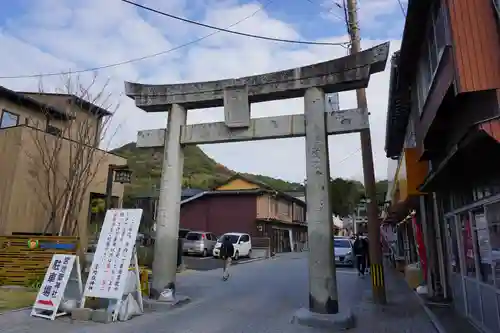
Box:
[180,174,308,253]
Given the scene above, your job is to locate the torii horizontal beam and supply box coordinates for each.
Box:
[136,108,368,146]
[125,42,390,111]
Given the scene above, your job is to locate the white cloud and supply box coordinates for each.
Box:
[0,0,401,184]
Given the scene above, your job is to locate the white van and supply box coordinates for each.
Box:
[212,232,252,260]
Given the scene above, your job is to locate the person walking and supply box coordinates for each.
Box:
[220,235,235,281]
[353,232,369,277]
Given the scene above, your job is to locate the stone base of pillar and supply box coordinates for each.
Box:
[291,307,356,330]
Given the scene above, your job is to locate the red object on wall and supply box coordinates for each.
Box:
[463,216,474,264]
[412,215,428,282]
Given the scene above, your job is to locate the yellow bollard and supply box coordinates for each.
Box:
[140,268,149,296]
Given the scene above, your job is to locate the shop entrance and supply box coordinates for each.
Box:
[444,201,500,332]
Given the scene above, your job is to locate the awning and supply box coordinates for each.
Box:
[419,116,500,192]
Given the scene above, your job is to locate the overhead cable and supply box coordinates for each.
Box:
[0,0,271,79]
[396,0,407,17]
[120,0,349,46]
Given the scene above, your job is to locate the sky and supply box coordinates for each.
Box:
[0,0,407,184]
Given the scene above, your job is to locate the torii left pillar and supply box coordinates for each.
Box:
[150,103,186,300]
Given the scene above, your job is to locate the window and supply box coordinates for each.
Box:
[185,232,202,241]
[0,110,19,128]
[415,2,449,115]
[240,235,250,242]
[432,2,448,52]
[419,56,431,96]
[446,218,461,273]
[221,234,240,244]
[427,26,439,75]
[485,202,500,287]
[416,63,429,115]
[404,118,417,148]
[461,214,477,277]
[278,201,289,215]
[472,210,494,285]
[334,239,351,248]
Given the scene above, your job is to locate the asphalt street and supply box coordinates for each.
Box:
[182,255,261,271]
[1,253,437,333]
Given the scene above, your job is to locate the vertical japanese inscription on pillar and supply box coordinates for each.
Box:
[223,84,250,129]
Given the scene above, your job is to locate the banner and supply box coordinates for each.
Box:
[412,214,428,282]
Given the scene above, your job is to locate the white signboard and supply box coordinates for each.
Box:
[325,92,340,112]
[31,254,79,320]
[83,209,143,299]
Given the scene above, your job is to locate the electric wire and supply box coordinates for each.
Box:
[120,0,349,46]
[0,0,272,79]
[396,0,407,17]
[303,0,346,23]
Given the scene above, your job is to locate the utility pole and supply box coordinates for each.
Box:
[345,0,387,304]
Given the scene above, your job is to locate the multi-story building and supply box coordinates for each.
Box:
[179,174,308,254]
[0,85,126,249]
[385,0,500,331]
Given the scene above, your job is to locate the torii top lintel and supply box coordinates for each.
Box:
[125,42,390,112]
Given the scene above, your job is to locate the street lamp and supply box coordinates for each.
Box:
[105,164,132,212]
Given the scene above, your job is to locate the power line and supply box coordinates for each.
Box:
[120,0,349,46]
[334,148,361,164]
[303,0,346,23]
[0,1,271,79]
[396,0,407,17]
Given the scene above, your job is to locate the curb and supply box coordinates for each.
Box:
[0,306,31,316]
[413,291,447,333]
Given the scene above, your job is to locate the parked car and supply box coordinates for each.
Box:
[212,232,252,260]
[334,237,354,267]
[182,231,217,257]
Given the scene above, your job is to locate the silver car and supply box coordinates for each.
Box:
[334,237,355,267]
[183,231,217,257]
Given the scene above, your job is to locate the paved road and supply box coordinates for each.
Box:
[1,253,437,333]
[182,255,260,271]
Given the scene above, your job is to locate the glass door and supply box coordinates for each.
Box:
[445,216,467,316]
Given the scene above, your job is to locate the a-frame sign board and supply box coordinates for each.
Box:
[31,254,83,320]
[81,209,144,322]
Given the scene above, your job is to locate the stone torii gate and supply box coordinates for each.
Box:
[125,41,389,325]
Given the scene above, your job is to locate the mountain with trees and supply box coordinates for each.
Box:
[111,143,304,198]
[111,142,387,217]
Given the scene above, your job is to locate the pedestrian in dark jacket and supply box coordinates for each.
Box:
[353,232,369,277]
[220,235,235,281]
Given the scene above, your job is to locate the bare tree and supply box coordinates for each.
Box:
[25,73,120,237]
